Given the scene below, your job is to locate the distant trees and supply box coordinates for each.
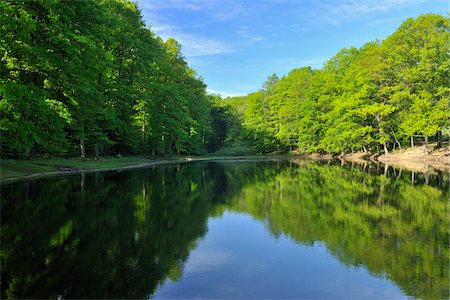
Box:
[219,14,449,155]
[1,0,213,159]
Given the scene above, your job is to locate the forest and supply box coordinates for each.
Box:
[1,0,449,158]
[216,13,449,155]
[1,0,213,158]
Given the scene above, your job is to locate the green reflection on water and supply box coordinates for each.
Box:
[1,160,448,299]
[226,161,449,299]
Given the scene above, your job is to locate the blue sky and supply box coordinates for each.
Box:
[135,0,448,97]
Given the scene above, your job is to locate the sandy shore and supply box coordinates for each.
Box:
[339,145,450,173]
[376,146,450,173]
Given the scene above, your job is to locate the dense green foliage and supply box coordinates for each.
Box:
[1,7,448,158]
[217,14,449,154]
[2,161,448,298]
[1,0,213,158]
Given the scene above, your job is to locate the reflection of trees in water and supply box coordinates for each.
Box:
[1,161,448,299]
[228,161,449,300]
[1,164,221,299]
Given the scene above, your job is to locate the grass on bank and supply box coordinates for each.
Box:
[0,149,267,182]
[0,156,152,181]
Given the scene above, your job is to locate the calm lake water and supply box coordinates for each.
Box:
[1,160,449,299]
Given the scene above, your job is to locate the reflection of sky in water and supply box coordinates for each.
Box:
[153,212,407,299]
[184,249,234,274]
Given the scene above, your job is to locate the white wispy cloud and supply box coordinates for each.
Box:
[367,15,410,26]
[317,0,423,24]
[135,0,430,97]
[138,0,247,21]
[181,36,233,57]
[137,0,235,57]
[151,23,233,57]
[138,0,217,11]
[236,27,264,43]
[212,0,248,21]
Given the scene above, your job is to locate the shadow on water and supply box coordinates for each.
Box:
[1,160,449,299]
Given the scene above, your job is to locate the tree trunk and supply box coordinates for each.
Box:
[410,136,414,148]
[424,135,430,155]
[437,130,442,148]
[28,72,37,84]
[376,114,388,155]
[80,122,86,160]
[383,142,388,155]
[202,126,205,148]
[389,126,401,151]
[141,124,146,147]
[80,140,86,160]
[95,143,100,160]
[27,146,36,160]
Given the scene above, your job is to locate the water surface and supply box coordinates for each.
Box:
[1,160,449,299]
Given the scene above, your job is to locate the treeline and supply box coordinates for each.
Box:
[2,7,448,159]
[217,14,449,155]
[1,0,215,159]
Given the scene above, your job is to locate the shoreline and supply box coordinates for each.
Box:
[1,146,449,183]
[289,144,450,173]
[0,157,211,184]
[339,145,450,173]
[375,146,450,173]
[0,156,272,184]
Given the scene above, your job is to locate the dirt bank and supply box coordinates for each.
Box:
[290,146,450,172]
[310,144,450,173]
[376,145,450,173]
[337,145,449,173]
